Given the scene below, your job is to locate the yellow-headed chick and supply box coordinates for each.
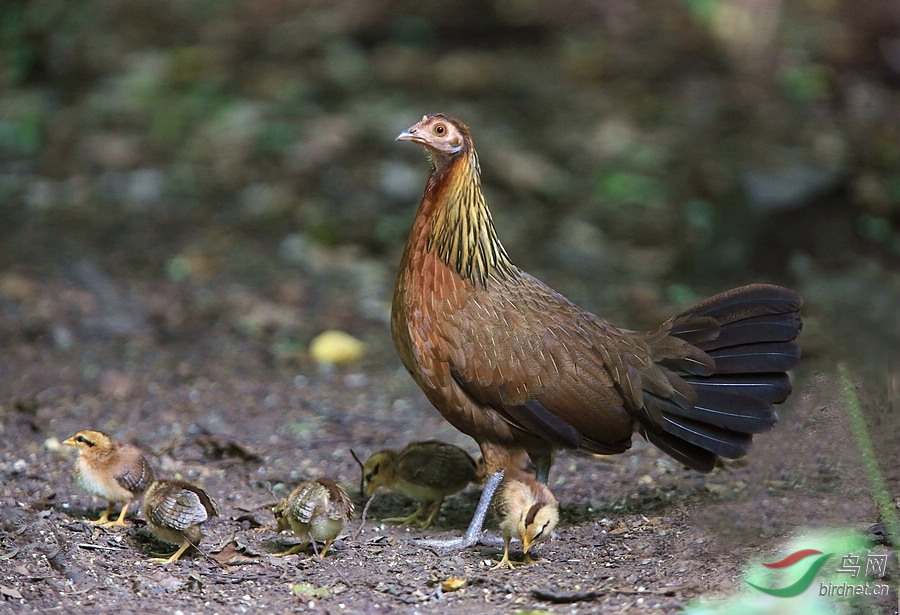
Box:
[491,475,559,569]
[63,429,154,528]
[363,440,478,528]
[273,478,354,557]
[142,479,218,563]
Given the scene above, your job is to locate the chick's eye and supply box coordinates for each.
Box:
[434,124,446,136]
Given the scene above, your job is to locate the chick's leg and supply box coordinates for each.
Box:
[382,501,431,526]
[317,538,334,558]
[491,537,517,570]
[150,540,192,563]
[102,503,131,528]
[415,470,504,551]
[89,502,115,526]
[533,453,552,485]
[421,498,445,528]
[274,544,306,557]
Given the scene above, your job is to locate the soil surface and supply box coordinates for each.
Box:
[2,1,899,612]
[1,247,896,615]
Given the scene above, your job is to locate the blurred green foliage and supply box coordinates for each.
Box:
[776,63,834,103]
[257,120,300,157]
[681,0,722,23]
[858,215,900,255]
[0,109,41,158]
[0,0,896,286]
[0,0,86,83]
[595,170,667,208]
[684,199,715,235]
[666,282,697,307]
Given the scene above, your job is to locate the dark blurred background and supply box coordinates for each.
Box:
[1,0,899,360]
[2,2,899,603]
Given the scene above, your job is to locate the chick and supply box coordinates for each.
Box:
[142,479,218,563]
[63,429,154,528]
[491,476,559,569]
[273,478,354,557]
[363,440,478,528]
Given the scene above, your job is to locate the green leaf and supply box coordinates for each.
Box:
[292,583,330,599]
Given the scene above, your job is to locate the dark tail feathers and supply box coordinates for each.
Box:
[640,284,802,472]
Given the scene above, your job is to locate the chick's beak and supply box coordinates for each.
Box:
[522,536,533,554]
[62,437,76,447]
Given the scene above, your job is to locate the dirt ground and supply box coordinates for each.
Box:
[0,251,897,615]
[2,0,900,612]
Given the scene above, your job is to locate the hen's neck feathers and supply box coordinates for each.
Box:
[422,147,516,287]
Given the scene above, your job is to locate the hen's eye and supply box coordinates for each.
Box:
[434,124,446,135]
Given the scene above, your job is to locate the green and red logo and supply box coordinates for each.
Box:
[747,549,833,597]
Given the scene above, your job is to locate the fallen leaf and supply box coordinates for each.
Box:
[211,539,260,566]
[292,583,330,599]
[441,577,467,592]
[309,330,365,365]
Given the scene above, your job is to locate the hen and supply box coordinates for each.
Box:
[392,113,802,549]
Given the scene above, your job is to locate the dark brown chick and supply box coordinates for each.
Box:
[393,114,803,549]
[273,478,354,557]
[363,440,478,528]
[142,479,218,563]
[491,475,559,569]
[63,429,154,528]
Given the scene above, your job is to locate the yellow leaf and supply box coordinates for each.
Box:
[309,330,366,365]
[441,576,467,592]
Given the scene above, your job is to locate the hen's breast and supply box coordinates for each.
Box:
[392,246,636,450]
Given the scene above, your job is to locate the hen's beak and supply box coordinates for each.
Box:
[396,127,423,143]
[396,115,429,143]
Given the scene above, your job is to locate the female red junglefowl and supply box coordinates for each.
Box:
[393,113,802,549]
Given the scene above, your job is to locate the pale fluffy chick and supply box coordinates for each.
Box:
[142,479,218,563]
[273,478,354,557]
[63,429,154,528]
[491,476,559,569]
[363,440,478,527]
